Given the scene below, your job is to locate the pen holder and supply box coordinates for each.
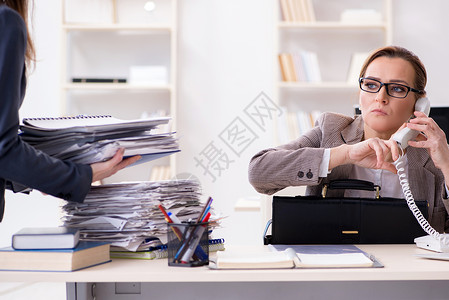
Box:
[167,222,209,267]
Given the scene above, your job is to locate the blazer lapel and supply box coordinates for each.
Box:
[340,116,364,145]
[406,147,435,219]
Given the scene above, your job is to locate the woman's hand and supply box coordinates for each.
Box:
[330,138,400,174]
[347,138,400,173]
[407,111,449,173]
[90,148,141,183]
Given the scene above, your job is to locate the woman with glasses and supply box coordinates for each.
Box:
[249,45,449,232]
[0,0,140,222]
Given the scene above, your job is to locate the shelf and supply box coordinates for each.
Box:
[278,21,388,30]
[63,83,173,91]
[277,81,358,90]
[62,24,172,32]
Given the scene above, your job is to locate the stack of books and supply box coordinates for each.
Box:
[0,227,110,272]
[19,115,179,165]
[279,0,316,23]
[278,51,321,82]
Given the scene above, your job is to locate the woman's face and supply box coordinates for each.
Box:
[359,56,417,140]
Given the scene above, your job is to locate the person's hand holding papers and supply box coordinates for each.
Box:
[91,148,141,182]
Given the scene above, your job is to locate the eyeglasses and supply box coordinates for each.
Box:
[359,77,423,99]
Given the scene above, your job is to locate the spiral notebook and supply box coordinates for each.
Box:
[21,115,170,136]
[110,238,225,260]
[19,115,179,165]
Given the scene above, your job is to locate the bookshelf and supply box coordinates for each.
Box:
[260,0,393,227]
[274,0,392,145]
[60,0,178,182]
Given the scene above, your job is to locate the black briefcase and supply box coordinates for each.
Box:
[264,180,428,245]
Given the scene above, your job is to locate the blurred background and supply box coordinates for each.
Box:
[1,0,449,297]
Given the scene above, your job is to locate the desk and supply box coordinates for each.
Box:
[1,245,449,300]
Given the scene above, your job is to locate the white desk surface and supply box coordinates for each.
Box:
[1,244,449,283]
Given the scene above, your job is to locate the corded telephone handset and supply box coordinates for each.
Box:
[392,97,449,252]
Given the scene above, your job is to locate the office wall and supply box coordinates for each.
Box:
[1,0,449,249]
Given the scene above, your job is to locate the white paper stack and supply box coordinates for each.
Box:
[61,179,208,251]
[19,115,179,165]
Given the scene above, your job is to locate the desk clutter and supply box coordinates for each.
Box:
[19,115,179,165]
[11,114,225,269]
[110,238,225,260]
[61,179,223,252]
[160,197,215,267]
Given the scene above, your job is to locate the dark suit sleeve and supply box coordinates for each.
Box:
[0,8,92,203]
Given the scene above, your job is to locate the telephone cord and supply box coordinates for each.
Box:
[394,153,449,246]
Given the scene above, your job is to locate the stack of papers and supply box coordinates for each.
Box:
[19,115,179,164]
[61,180,208,251]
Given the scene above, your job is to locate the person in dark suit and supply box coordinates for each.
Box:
[0,0,140,221]
[249,46,449,232]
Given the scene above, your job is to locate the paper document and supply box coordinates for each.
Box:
[210,245,381,269]
[19,115,179,165]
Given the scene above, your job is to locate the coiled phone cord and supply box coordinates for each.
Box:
[394,152,449,246]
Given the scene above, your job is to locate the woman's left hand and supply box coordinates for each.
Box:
[407,111,449,173]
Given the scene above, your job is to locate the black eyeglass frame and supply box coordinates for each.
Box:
[359,77,424,99]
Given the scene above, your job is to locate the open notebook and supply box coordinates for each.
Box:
[209,245,382,269]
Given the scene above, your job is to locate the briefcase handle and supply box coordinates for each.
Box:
[322,179,381,199]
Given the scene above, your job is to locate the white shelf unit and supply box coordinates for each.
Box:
[274,0,392,145]
[261,0,393,224]
[60,0,178,182]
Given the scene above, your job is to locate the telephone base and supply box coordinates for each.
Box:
[414,234,449,253]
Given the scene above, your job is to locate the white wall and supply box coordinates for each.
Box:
[2,0,449,249]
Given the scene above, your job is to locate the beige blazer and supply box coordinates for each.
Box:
[249,112,449,232]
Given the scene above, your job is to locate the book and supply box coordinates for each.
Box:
[110,238,225,260]
[347,52,369,83]
[210,245,380,269]
[279,0,293,22]
[72,78,127,83]
[0,241,111,272]
[12,227,80,250]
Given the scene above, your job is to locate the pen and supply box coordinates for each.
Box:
[168,212,185,233]
[180,212,211,264]
[197,197,213,223]
[158,204,183,240]
[168,212,181,224]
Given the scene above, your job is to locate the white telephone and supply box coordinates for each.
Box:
[392,97,431,149]
[392,97,449,252]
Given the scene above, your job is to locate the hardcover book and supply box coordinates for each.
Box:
[12,227,80,249]
[0,241,110,272]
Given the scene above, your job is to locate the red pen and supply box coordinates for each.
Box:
[158,204,183,240]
